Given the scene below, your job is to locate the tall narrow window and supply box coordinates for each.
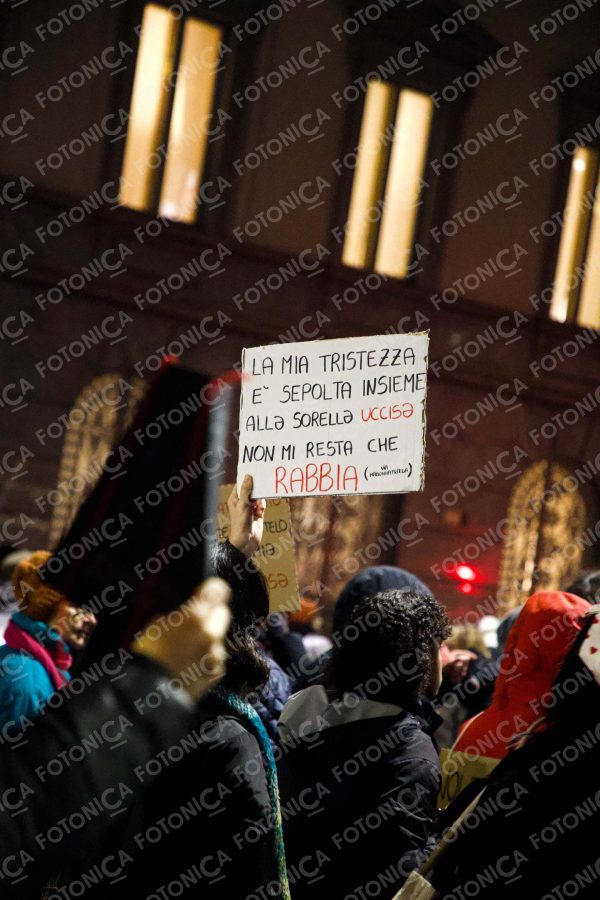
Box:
[550,146,600,328]
[342,83,433,279]
[119,4,223,223]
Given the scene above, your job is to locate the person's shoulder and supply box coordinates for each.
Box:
[385,711,439,765]
[195,704,259,752]
[0,648,51,688]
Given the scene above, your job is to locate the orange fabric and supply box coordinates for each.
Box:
[454,591,589,760]
[12,551,69,623]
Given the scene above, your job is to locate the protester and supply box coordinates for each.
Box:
[80,476,292,900]
[0,577,231,896]
[428,605,600,898]
[254,612,302,745]
[254,653,293,746]
[277,589,451,898]
[438,590,591,809]
[435,624,496,748]
[0,551,97,728]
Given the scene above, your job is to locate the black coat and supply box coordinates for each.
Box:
[436,718,600,898]
[0,656,195,898]
[78,697,281,900]
[277,685,441,899]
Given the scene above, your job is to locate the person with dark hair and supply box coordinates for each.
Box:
[277,589,451,899]
[293,565,469,693]
[82,476,291,900]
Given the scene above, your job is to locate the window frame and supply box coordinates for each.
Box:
[538,97,600,329]
[108,0,254,234]
[329,31,468,289]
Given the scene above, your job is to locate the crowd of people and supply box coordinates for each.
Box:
[0,473,599,899]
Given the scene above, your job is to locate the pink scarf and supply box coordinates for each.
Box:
[5,620,72,690]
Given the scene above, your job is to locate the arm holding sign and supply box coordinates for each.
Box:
[225,476,304,672]
[228,474,266,558]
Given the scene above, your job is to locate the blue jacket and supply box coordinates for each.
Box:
[0,612,70,730]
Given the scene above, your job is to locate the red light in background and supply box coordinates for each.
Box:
[459,582,474,594]
[455,564,477,582]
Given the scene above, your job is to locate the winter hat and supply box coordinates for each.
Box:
[12,551,69,623]
[332,565,433,634]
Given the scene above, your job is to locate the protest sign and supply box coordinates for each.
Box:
[237,332,428,498]
[438,747,499,810]
[216,484,300,613]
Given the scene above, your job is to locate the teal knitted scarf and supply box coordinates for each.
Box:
[211,685,291,899]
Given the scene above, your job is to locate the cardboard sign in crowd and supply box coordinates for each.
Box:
[216,484,300,613]
[237,333,429,499]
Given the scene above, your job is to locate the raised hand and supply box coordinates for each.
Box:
[228,474,266,558]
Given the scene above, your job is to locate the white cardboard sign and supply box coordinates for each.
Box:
[237,332,428,498]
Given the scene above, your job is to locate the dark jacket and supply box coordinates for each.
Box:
[0,655,194,898]
[254,656,292,746]
[437,720,600,898]
[277,685,441,899]
[79,695,282,900]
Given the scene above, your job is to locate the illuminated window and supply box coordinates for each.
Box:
[342,83,433,279]
[120,4,223,223]
[550,146,600,328]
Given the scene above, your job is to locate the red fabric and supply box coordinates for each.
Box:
[454,591,589,760]
[4,620,72,690]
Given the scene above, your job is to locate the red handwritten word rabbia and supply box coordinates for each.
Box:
[275,464,359,495]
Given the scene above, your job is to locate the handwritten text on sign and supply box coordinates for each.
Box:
[237,333,428,498]
[216,485,299,613]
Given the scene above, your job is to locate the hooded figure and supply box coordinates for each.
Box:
[453,591,589,763]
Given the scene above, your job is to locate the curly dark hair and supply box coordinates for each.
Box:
[326,589,451,707]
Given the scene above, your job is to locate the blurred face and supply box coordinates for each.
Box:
[425,642,443,699]
[51,604,97,651]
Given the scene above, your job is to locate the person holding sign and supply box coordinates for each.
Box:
[95,476,292,900]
